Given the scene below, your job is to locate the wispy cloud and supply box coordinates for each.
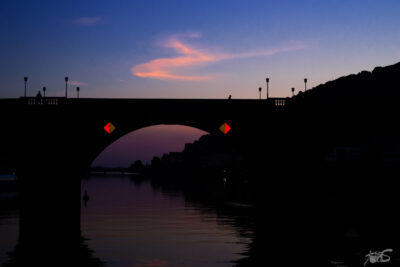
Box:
[132,36,215,81]
[72,16,102,25]
[69,80,86,86]
[131,34,308,81]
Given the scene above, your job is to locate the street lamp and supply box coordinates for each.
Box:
[259,87,262,100]
[24,77,28,97]
[43,87,46,97]
[77,87,80,99]
[304,78,308,91]
[266,78,269,99]
[65,76,69,98]
[292,87,295,97]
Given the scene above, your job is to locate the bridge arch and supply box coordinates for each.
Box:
[91,124,209,168]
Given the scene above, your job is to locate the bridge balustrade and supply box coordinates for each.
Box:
[22,97,66,105]
[274,98,286,106]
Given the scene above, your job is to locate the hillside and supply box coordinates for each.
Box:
[294,61,400,106]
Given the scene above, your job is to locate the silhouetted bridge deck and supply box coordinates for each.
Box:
[1,97,292,175]
[2,94,394,177]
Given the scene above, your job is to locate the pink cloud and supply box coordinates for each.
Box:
[132,38,215,81]
[131,36,308,81]
[219,41,309,60]
[134,259,168,267]
[72,17,102,25]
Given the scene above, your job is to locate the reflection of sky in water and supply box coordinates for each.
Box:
[81,177,251,267]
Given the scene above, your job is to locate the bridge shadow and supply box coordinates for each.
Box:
[1,171,104,267]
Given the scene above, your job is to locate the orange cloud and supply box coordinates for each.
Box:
[131,36,308,81]
[131,38,215,81]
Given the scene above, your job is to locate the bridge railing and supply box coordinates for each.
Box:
[19,96,290,107]
[20,97,67,105]
[270,98,288,107]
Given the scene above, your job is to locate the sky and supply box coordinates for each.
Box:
[2,0,400,166]
[1,0,400,99]
[93,125,207,167]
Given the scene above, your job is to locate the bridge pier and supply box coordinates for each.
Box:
[17,169,82,244]
[4,165,99,266]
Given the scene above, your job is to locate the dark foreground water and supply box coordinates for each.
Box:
[0,192,19,265]
[0,175,254,266]
[4,171,400,266]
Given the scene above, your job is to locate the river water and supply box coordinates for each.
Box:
[0,175,254,266]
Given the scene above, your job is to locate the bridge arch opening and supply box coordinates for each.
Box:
[91,124,208,169]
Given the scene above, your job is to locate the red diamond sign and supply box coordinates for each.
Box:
[219,122,231,134]
[104,122,115,134]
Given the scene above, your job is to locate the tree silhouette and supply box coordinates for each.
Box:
[129,160,144,172]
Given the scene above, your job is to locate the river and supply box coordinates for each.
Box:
[0,175,254,266]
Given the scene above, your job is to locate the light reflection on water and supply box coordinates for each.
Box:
[80,175,252,267]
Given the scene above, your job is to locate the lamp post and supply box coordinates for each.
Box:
[65,76,69,98]
[43,87,46,97]
[304,78,308,91]
[266,77,269,99]
[259,87,262,100]
[77,87,80,99]
[24,77,28,97]
[292,87,295,97]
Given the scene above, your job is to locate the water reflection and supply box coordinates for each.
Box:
[0,190,19,265]
[81,175,254,267]
[1,173,255,267]
[4,170,400,266]
[0,173,104,267]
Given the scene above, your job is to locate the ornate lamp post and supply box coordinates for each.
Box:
[304,78,308,91]
[24,77,28,97]
[65,76,69,98]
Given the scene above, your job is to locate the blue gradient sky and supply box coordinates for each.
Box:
[2,0,400,166]
[1,0,400,99]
